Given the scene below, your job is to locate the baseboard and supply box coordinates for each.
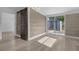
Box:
[16,34,21,38]
[66,35,79,39]
[0,32,2,40]
[29,32,46,41]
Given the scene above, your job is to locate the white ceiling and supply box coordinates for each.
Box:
[41,7,78,15]
[32,7,79,15]
[7,7,79,15]
[8,7,25,12]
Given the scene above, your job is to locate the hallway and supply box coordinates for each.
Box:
[0,7,79,51]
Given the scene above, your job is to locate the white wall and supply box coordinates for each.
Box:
[0,8,16,40]
[1,12,16,32]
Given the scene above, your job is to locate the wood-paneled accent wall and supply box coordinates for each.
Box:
[16,8,28,40]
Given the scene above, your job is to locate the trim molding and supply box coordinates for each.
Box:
[66,35,79,39]
[16,34,21,37]
[0,32,2,40]
[28,8,30,40]
[29,32,46,41]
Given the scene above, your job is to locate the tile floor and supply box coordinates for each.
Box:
[0,32,79,51]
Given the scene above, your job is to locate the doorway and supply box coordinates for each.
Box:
[47,16,64,35]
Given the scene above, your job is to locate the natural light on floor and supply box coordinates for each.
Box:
[38,36,57,48]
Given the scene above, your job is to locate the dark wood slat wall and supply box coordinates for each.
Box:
[16,8,28,40]
[16,12,21,36]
